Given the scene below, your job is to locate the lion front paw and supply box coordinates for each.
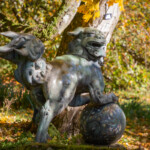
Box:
[110,93,119,103]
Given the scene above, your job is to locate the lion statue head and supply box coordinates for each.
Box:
[68,27,106,66]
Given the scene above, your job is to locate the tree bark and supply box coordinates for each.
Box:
[44,0,81,40]
[31,0,81,41]
[53,3,121,135]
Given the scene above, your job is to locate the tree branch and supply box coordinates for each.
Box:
[97,3,121,44]
[91,0,107,27]
[41,0,81,40]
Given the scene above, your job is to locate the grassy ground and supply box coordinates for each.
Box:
[118,90,150,149]
[0,90,150,150]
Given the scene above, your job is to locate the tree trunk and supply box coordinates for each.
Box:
[53,3,121,135]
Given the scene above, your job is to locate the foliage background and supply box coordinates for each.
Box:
[0,0,150,149]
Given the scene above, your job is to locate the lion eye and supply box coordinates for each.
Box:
[86,33,95,37]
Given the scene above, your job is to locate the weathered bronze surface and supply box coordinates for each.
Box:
[0,27,118,143]
[80,103,126,145]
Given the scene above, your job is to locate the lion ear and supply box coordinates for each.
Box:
[68,27,84,36]
[1,31,20,39]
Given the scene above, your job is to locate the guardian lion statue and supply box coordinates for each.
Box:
[0,27,118,143]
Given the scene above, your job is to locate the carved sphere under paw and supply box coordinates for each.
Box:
[80,103,126,145]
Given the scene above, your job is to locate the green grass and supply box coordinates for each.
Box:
[120,99,150,124]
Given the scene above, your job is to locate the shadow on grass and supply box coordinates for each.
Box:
[119,99,150,125]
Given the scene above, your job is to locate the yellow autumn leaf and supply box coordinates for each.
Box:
[28,137,32,141]
[139,12,145,17]
[116,0,124,11]
[94,2,99,10]
[83,13,92,22]
[78,5,87,13]
[0,117,7,123]
[107,0,116,7]
[107,0,124,11]
[16,132,21,136]
[93,11,100,20]
[88,5,95,11]
[0,137,3,141]
[48,12,53,16]
[88,2,99,11]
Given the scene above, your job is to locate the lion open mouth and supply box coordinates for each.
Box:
[88,41,102,48]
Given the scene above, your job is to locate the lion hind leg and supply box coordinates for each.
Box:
[69,93,91,107]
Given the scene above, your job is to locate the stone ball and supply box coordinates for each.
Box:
[80,103,126,145]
